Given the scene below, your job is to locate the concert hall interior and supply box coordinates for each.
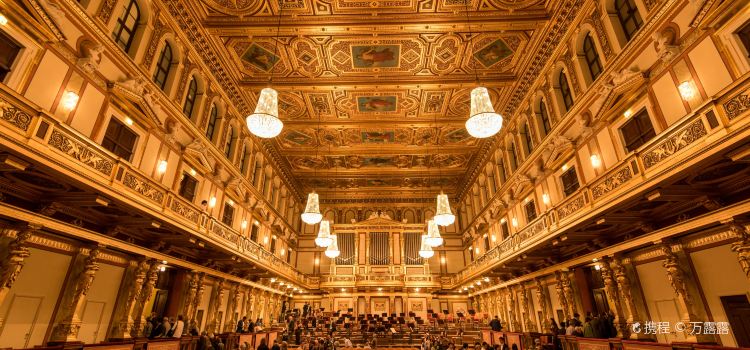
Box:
[1,0,750,350]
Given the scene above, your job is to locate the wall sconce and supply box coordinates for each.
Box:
[484,277,490,282]
[241,220,248,230]
[678,81,697,100]
[264,236,269,244]
[542,193,551,206]
[590,154,602,168]
[623,109,633,119]
[0,14,9,26]
[254,220,260,226]
[280,249,285,256]
[378,287,383,292]
[271,278,276,282]
[500,218,507,224]
[314,257,320,265]
[208,196,217,208]
[341,288,346,292]
[491,235,497,242]
[157,160,168,174]
[61,91,80,111]
[561,164,568,172]
[475,247,480,254]
[511,217,518,227]
[189,168,197,176]
[440,256,446,264]
[124,117,134,126]
[227,199,234,206]
[594,264,601,271]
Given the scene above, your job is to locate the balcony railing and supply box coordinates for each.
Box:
[0,85,315,289]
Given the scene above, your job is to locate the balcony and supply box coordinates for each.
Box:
[320,264,441,289]
[444,74,750,289]
[0,84,315,289]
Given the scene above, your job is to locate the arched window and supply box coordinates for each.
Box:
[153,43,172,90]
[583,34,603,81]
[521,124,534,156]
[224,127,234,159]
[539,100,551,137]
[615,0,643,42]
[206,104,218,140]
[239,149,248,173]
[112,0,140,52]
[183,77,198,117]
[253,157,263,187]
[508,142,518,171]
[559,72,574,111]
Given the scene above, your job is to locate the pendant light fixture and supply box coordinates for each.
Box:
[325,233,340,258]
[302,108,324,225]
[246,1,284,138]
[463,0,502,139]
[425,219,443,247]
[432,100,455,227]
[315,219,332,248]
[419,234,435,259]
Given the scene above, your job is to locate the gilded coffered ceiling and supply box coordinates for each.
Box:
[189,0,553,200]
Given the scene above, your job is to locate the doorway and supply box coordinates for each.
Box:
[720,295,750,347]
[0,295,43,348]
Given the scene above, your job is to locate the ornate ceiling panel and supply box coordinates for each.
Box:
[187,0,554,199]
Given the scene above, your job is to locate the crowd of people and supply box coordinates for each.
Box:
[545,312,617,339]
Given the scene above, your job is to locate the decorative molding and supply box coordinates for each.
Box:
[641,118,708,169]
[48,128,115,176]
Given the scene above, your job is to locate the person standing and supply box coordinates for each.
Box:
[171,315,185,338]
[237,316,248,333]
[488,316,502,332]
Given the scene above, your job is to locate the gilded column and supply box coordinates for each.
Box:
[534,277,552,332]
[561,271,577,319]
[181,271,200,334]
[610,256,647,339]
[0,224,38,329]
[49,246,104,343]
[131,260,159,338]
[506,287,519,332]
[518,284,536,332]
[554,271,570,321]
[660,243,717,343]
[224,283,240,332]
[190,273,206,328]
[207,279,225,333]
[599,257,628,338]
[729,221,750,280]
[108,259,149,339]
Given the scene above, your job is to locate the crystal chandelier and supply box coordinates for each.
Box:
[466,87,502,138]
[247,88,283,138]
[315,220,332,248]
[425,219,443,247]
[419,234,435,259]
[325,234,340,258]
[301,191,323,225]
[434,191,455,226]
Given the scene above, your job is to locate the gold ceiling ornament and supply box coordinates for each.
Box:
[302,191,323,225]
[466,86,503,138]
[434,192,455,226]
[247,87,283,138]
[247,1,284,138]
[419,234,435,258]
[325,233,340,258]
[315,219,333,248]
[425,218,443,247]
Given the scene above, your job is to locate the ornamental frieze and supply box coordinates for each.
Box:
[48,129,114,176]
[641,118,708,169]
[591,164,634,200]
